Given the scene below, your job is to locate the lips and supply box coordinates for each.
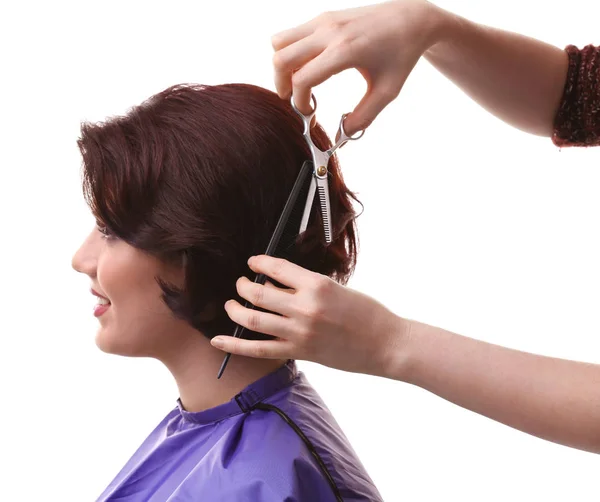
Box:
[92,288,111,317]
[91,288,110,302]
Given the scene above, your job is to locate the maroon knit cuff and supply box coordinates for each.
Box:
[552,44,600,147]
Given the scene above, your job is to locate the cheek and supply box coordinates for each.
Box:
[98,244,162,302]
[95,246,182,356]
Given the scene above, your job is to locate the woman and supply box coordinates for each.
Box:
[72,83,382,501]
[211,0,600,454]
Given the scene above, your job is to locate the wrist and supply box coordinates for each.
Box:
[423,4,466,54]
[377,314,415,382]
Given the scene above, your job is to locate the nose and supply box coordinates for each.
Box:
[72,229,98,277]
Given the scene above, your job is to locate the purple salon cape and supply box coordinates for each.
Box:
[97,361,383,501]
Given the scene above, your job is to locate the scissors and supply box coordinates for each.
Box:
[290,93,365,243]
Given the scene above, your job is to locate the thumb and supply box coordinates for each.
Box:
[341,84,400,137]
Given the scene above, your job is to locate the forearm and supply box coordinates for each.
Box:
[388,317,600,453]
[424,8,569,137]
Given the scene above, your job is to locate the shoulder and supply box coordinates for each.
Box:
[224,405,339,501]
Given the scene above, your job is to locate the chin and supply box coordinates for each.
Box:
[95,328,143,357]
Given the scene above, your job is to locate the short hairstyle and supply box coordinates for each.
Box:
[77,83,359,338]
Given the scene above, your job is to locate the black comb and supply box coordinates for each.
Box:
[217,160,315,379]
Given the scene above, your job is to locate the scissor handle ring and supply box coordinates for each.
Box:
[339,113,365,141]
[290,92,317,115]
[290,93,318,136]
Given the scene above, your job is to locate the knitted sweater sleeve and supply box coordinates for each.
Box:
[552,45,600,147]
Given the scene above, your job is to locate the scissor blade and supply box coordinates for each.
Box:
[317,177,332,244]
[299,175,317,234]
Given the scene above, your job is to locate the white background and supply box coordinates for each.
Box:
[1,0,599,500]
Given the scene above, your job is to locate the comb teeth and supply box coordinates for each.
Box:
[318,185,332,243]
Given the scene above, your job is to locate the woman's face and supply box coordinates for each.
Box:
[72,226,188,357]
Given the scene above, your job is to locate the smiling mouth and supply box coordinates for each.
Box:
[94,301,111,317]
[91,288,110,303]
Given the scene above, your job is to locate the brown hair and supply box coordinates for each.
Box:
[78,83,359,338]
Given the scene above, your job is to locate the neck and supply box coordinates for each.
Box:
[159,332,286,413]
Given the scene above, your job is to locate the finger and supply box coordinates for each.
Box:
[248,255,315,290]
[274,33,325,102]
[224,299,291,338]
[292,85,314,118]
[271,15,320,51]
[211,336,293,360]
[291,46,349,109]
[236,276,295,317]
[341,82,400,136]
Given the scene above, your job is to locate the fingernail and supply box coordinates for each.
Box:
[224,300,232,309]
[211,337,225,349]
[248,256,255,266]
